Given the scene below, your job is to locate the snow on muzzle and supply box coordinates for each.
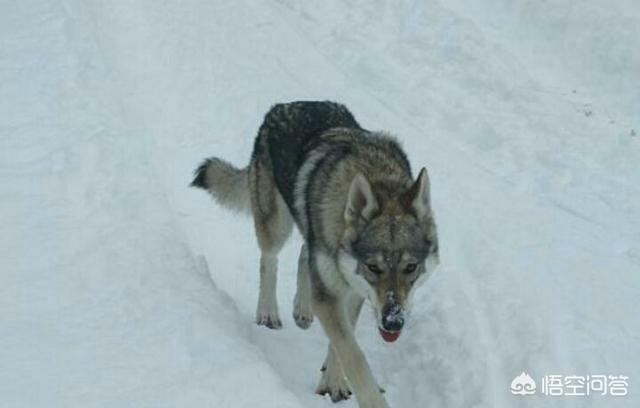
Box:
[379,302,405,343]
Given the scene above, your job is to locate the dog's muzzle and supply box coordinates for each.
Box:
[379,302,404,342]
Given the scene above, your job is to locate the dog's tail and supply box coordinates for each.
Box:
[190,157,251,214]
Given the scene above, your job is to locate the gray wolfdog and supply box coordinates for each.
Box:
[192,101,439,408]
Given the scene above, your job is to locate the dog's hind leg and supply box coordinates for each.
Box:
[293,244,314,329]
[250,154,293,330]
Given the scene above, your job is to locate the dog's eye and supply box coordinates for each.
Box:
[366,264,382,275]
[405,263,417,274]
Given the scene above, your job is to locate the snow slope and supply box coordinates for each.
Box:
[1,1,638,407]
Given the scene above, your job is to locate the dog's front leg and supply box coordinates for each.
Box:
[316,292,363,402]
[313,295,390,408]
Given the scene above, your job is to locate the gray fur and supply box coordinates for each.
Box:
[192,101,439,408]
[191,158,250,213]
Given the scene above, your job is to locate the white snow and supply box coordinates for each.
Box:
[1,1,638,407]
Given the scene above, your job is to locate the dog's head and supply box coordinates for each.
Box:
[339,168,439,342]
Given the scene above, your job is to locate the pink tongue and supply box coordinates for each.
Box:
[379,328,401,343]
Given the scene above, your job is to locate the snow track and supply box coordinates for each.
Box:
[1,1,638,407]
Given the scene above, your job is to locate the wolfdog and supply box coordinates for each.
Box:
[192,101,439,408]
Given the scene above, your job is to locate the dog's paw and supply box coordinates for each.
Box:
[316,366,352,403]
[316,386,351,403]
[293,312,313,329]
[292,300,313,329]
[316,382,352,403]
[256,313,282,330]
[293,293,313,329]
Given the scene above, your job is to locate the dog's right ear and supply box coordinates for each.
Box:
[345,173,378,223]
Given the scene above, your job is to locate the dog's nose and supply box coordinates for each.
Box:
[381,303,405,332]
[382,316,404,332]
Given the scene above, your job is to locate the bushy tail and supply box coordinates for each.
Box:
[190,157,251,214]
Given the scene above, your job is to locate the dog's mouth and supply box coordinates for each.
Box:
[378,327,401,343]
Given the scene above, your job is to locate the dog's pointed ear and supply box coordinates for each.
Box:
[345,173,378,223]
[403,167,431,219]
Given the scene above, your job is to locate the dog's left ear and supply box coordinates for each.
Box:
[403,167,431,219]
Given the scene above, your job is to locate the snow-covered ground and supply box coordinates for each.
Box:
[1,1,638,407]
